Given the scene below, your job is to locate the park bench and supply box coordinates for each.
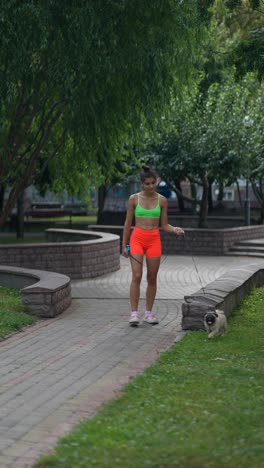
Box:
[26,209,72,218]
[25,203,72,219]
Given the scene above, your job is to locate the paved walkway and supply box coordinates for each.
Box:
[0,254,264,467]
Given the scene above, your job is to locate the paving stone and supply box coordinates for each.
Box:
[0,254,264,467]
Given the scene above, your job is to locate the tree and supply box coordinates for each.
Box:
[241,82,264,222]
[146,71,263,227]
[96,157,143,224]
[144,0,264,229]
[143,91,211,227]
[210,0,264,80]
[0,0,212,228]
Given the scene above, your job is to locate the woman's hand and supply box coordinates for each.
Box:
[122,247,129,258]
[174,227,185,236]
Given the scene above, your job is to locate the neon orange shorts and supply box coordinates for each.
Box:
[130,227,162,258]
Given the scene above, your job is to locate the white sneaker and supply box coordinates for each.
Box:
[143,312,159,325]
[129,312,140,326]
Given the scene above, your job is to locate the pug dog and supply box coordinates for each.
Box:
[204,310,227,338]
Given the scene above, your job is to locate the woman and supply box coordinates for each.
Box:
[122,165,185,326]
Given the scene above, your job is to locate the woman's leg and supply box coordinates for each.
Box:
[129,254,143,312]
[129,227,144,319]
[145,257,160,312]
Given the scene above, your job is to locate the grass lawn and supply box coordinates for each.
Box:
[0,215,98,244]
[35,287,264,468]
[0,236,47,244]
[27,215,97,223]
[0,287,37,338]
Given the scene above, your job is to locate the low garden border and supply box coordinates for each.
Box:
[88,224,264,255]
[0,229,120,279]
[182,262,264,330]
[0,265,71,318]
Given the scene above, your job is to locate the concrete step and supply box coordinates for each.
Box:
[235,240,264,247]
[229,238,264,257]
[229,245,264,253]
[226,251,264,258]
[228,238,264,257]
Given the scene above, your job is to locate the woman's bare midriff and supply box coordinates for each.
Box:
[135,218,160,230]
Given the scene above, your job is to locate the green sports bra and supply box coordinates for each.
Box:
[134,193,161,218]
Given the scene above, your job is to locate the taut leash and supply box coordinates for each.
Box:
[183,234,206,295]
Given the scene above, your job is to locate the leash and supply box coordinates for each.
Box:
[126,235,206,292]
[182,234,206,295]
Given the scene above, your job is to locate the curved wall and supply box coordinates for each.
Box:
[0,229,120,279]
[0,265,71,318]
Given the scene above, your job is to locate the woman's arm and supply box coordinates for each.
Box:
[160,196,185,235]
[122,194,136,256]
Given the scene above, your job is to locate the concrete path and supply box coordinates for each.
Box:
[0,254,264,467]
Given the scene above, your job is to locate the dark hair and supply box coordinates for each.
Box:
[140,165,157,183]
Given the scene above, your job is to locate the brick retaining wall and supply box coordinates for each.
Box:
[88,225,264,255]
[182,263,264,330]
[96,211,255,229]
[0,229,120,280]
[0,266,71,318]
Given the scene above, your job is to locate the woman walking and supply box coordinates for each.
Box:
[122,165,184,326]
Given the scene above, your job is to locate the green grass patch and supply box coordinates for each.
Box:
[28,215,97,223]
[0,236,46,244]
[0,215,98,243]
[36,287,264,467]
[0,287,37,338]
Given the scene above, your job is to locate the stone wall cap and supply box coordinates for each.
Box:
[185,294,223,305]
[24,278,70,292]
[46,228,120,245]
[0,265,40,280]
[0,265,70,292]
[89,224,264,232]
[185,262,264,305]
[88,225,124,230]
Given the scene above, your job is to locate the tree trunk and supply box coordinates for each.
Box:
[252,179,264,224]
[97,184,108,224]
[175,180,185,212]
[236,180,242,208]
[258,183,264,223]
[190,180,197,215]
[16,192,25,239]
[208,178,213,213]
[216,181,224,211]
[165,178,200,214]
[218,182,224,202]
[259,204,264,224]
[198,175,209,228]
[0,185,5,213]
[0,183,26,228]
